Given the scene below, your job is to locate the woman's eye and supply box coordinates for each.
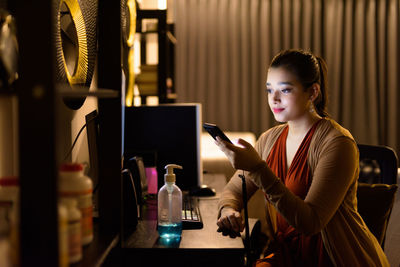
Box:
[265,88,272,94]
[281,88,292,94]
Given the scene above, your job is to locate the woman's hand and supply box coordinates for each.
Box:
[215,137,264,172]
[217,207,244,238]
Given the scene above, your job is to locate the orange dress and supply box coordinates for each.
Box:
[256,121,333,267]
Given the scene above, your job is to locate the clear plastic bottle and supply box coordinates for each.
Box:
[157,164,183,239]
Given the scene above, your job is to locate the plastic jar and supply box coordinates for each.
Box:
[58,203,69,267]
[0,176,19,266]
[0,208,11,267]
[58,163,93,245]
[0,176,19,219]
[60,198,82,264]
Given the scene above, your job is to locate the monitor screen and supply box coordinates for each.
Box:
[86,109,99,187]
[124,103,203,191]
[85,109,100,216]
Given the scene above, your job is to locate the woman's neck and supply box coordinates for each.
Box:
[287,113,322,138]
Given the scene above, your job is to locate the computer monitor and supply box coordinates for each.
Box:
[85,109,99,215]
[86,110,99,186]
[124,104,203,191]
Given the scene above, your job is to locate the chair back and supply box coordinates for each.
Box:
[356,144,398,249]
[358,144,398,184]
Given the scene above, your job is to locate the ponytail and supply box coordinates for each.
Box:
[315,56,329,117]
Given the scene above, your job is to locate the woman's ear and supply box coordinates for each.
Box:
[309,83,320,102]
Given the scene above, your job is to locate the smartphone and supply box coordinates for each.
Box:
[203,123,233,144]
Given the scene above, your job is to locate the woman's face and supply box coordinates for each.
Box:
[266,67,312,123]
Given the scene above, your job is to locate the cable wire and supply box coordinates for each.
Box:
[63,115,98,161]
[239,170,252,267]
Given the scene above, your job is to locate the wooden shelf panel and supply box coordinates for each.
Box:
[57,84,120,98]
[73,220,120,267]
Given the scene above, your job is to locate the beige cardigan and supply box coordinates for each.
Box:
[218,118,389,266]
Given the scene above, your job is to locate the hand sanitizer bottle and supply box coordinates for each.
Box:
[157,164,183,239]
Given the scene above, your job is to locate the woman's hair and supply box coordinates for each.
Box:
[270,49,329,117]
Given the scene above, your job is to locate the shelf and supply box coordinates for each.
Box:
[137,30,160,34]
[0,90,16,96]
[57,84,120,98]
[73,220,120,267]
[135,9,170,104]
[16,1,122,265]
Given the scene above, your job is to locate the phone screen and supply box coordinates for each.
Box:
[203,123,233,144]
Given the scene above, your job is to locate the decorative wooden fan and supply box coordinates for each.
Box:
[53,0,97,109]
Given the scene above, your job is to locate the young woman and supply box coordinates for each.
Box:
[215,49,389,266]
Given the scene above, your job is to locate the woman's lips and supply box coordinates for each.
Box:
[273,108,284,113]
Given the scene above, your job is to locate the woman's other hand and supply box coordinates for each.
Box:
[217,207,244,238]
[215,137,264,172]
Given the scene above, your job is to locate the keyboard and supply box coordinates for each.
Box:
[182,195,203,229]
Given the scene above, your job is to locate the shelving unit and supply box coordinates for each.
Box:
[96,0,122,237]
[136,9,176,104]
[15,0,122,266]
[17,1,58,265]
[57,84,119,99]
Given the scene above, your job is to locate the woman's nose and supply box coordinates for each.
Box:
[271,91,280,102]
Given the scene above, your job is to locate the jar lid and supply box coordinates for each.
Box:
[59,163,84,172]
[0,176,19,186]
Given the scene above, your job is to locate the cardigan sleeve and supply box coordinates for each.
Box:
[249,135,359,235]
[216,131,274,217]
[217,170,259,217]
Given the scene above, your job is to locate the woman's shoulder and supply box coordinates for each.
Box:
[258,123,287,143]
[317,117,355,141]
[311,117,358,156]
[308,118,359,169]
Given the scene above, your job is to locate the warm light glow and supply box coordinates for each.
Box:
[201,132,256,159]
[124,0,137,107]
[146,96,159,106]
[158,0,167,10]
[133,84,141,106]
[125,48,135,107]
[126,0,136,47]
[133,96,141,106]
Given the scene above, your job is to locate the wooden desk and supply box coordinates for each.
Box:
[121,174,246,267]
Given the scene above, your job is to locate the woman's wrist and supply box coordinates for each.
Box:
[248,162,280,191]
[249,160,266,173]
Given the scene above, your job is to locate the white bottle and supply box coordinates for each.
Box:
[157,164,183,239]
[0,177,19,221]
[60,198,82,264]
[0,177,19,267]
[58,162,93,245]
[58,203,69,267]
[0,208,11,267]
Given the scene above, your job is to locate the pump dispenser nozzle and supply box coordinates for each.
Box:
[164,164,183,183]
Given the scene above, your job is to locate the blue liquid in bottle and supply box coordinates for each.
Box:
[158,222,182,239]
